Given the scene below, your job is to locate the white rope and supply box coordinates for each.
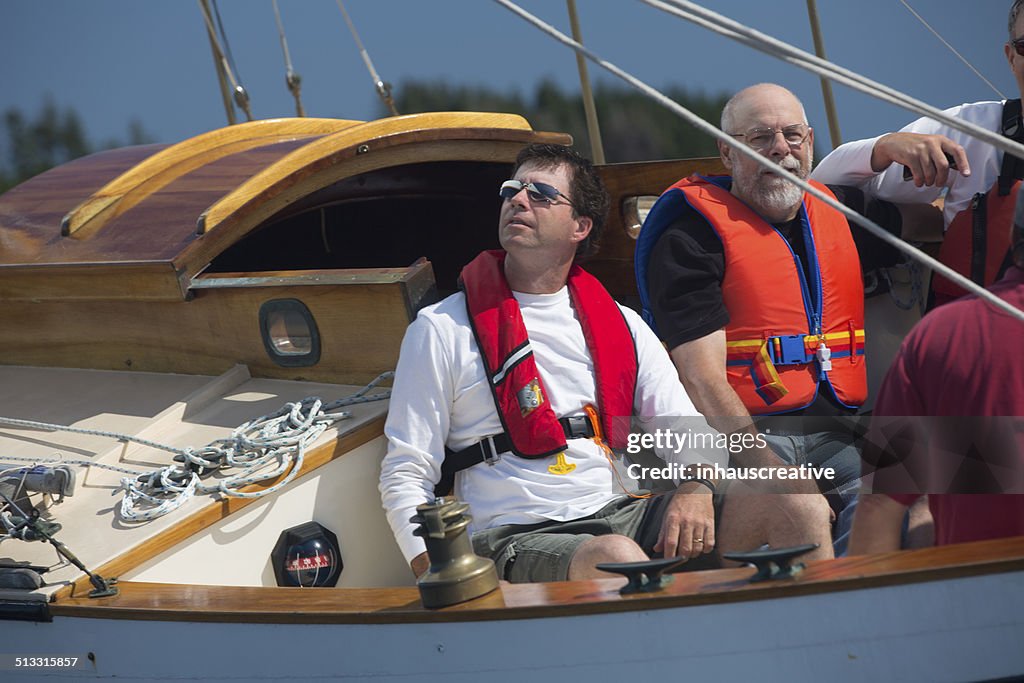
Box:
[491,0,1024,324]
[641,0,1024,165]
[898,0,1006,100]
[0,372,394,523]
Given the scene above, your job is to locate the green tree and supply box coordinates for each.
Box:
[0,98,155,194]
[387,79,729,162]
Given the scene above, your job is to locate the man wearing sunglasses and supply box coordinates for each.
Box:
[380,143,833,583]
[636,83,908,556]
[813,1,1024,306]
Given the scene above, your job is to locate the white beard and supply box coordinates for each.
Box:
[732,153,811,222]
[747,177,804,217]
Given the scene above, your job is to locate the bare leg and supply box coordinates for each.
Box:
[568,534,648,580]
[903,495,934,549]
[716,490,834,563]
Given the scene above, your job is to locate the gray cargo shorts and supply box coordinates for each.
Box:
[471,491,724,583]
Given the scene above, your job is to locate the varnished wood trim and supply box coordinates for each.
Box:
[49,535,1024,623]
[189,264,431,289]
[196,112,537,235]
[61,119,361,238]
[598,157,726,201]
[55,414,387,601]
[0,262,187,302]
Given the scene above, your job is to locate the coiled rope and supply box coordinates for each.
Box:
[0,372,393,523]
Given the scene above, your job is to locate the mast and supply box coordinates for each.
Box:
[805,0,842,148]
[566,0,605,163]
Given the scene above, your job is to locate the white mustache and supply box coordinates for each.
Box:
[761,157,802,175]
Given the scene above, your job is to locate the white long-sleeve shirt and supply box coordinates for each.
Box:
[379,286,721,564]
[811,101,1004,228]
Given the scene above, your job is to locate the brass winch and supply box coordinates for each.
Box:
[412,497,499,609]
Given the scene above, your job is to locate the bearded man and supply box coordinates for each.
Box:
[635,83,905,554]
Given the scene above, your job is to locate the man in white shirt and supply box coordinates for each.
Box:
[812,0,1024,302]
[379,143,832,583]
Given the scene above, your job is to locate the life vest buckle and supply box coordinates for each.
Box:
[767,334,811,366]
[563,415,593,439]
[481,436,501,466]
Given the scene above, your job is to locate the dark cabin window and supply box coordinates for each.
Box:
[259,299,321,367]
[206,161,507,296]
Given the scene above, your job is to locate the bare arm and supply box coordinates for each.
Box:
[668,331,827,500]
[410,551,429,578]
[847,493,909,554]
[669,331,754,435]
[669,330,784,469]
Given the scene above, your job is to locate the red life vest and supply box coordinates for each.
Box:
[669,176,868,414]
[931,180,1019,305]
[460,250,637,457]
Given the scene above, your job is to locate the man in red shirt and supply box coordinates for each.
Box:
[849,213,1024,551]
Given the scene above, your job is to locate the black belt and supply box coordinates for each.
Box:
[434,415,596,496]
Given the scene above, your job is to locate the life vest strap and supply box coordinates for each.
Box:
[726,330,866,365]
[434,415,598,496]
[725,330,866,407]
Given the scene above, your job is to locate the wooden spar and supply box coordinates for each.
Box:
[198,0,236,126]
[805,0,842,149]
[566,0,605,163]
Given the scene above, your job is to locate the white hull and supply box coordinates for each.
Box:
[4,570,1022,682]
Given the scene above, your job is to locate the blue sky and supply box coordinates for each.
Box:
[0,0,1013,157]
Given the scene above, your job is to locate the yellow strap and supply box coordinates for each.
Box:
[726,329,865,350]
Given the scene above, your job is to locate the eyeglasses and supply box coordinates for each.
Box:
[728,124,810,152]
[1011,37,1024,57]
[499,179,574,208]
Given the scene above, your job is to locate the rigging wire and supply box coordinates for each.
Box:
[640,0,1024,166]
[197,0,236,125]
[335,0,399,116]
[898,0,1006,100]
[490,0,1024,324]
[272,0,306,117]
[197,0,253,121]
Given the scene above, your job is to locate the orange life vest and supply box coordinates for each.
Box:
[459,250,638,456]
[669,176,868,414]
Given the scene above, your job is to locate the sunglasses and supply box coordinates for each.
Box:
[1013,37,1024,56]
[499,179,574,208]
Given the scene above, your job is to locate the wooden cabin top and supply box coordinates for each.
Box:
[0,113,572,302]
[0,111,729,306]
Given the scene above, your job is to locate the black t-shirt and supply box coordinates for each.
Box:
[646,182,903,417]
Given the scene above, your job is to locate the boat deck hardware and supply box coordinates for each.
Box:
[723,543,819,582]
[0,489,118,598]
[413,497,498,609]
[596,556,686,594]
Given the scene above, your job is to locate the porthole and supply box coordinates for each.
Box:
[622,196,659,239]
[259,299,321,367]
